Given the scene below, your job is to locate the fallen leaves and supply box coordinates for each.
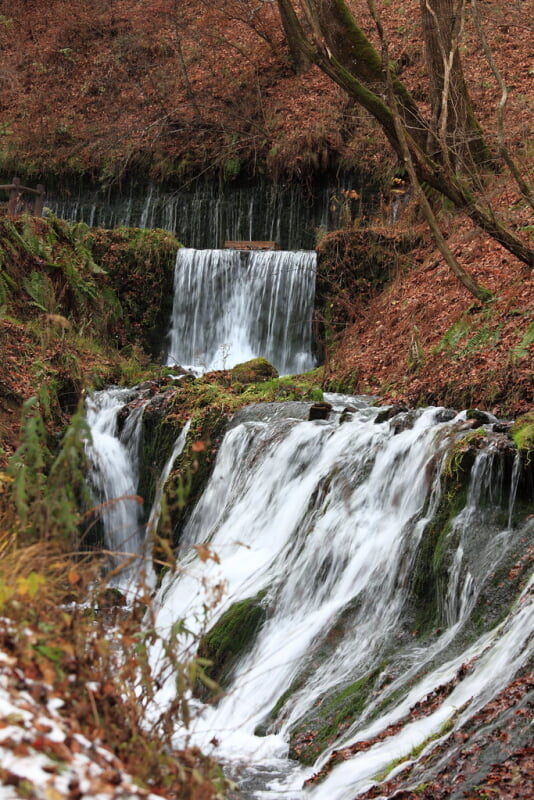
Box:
[193,544,220,564]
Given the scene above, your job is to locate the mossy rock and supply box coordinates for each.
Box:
[409,456,472,637]
[197,590,267,696]
[410,426,522,638]
[138,414,182,524]
[511,412,534,455]
[162,405,234,551]
[230,358,278,384]
[154,367,324,553]
[288,665,384,765]
[374,404,409,424]
[84,226,180,358]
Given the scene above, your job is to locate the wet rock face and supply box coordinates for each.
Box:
[228,401,313,428]
[466,408,496,425]
[197,592,267,697]
[374,404,410,424]
[390,409,418,434]
[434,408,457,424]
[309,401,333,421]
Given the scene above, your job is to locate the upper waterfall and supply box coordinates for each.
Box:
[46,178,355,250]
[166,248,317,374]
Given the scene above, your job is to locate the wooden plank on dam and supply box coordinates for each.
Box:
[224,241,280,251]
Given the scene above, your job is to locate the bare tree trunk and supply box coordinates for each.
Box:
[368,0,491,302]
[469,0,534,209]
[171,0,202,120]
[420,0,488,169]
[275,0,534,269]
[278,0,311,73]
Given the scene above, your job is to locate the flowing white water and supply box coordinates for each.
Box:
[309,574,534,800]
[147,401,533,799]
[166,248,317,374]
[79,228,531,797]
[85,388,146,572]
[85,388,190,590]
[47,179,339,250]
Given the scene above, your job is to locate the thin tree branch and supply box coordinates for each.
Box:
[368,0,492,302]
[470,0,534,210]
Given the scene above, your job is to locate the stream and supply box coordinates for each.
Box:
[85,241,534,799]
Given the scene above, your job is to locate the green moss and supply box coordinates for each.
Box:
[288,665,384,765]
[149,366,327,552]
[372,717,456,783]
[162,406,230,549]
[137,415,182,522]
[443,429,485,477]
[511,413,534,456]
[269,679,304,723]
[197,590,267,693]
[83,225,180,358]
[410,459,471,636]
[230,358,278,384]
[372,681,410,721]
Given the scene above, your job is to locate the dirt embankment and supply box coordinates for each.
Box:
[321,202,533,416]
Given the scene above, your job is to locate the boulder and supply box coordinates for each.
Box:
[230,358,278,384]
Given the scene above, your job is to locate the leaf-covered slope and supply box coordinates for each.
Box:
[0,0,531,184]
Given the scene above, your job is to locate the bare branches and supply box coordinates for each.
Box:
[275,0,533,269]
[368,0,491,302]
[470,0,534,210]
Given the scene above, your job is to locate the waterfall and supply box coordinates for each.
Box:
[166,248,317,374]
[46,179,342,250]
[149,401,533,798]
[152,402,448,740]
[85,387,146,574]
[85,388,190,590]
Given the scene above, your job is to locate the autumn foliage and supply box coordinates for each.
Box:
[0,0,530,187]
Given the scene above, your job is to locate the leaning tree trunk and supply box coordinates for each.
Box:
[279,0,311,74]
[275,0,533,269]
[419,0,488,169]
[369,0,491,302]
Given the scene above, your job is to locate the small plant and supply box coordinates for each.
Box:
[511,322,534,363]
[6,394,91,545]
[0,386,231,798]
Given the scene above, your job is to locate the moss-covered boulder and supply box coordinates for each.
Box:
[160,404,234,553]
[137,400,183,524]
[410,466,469,637]
[197,591,267,697]
[511,412,534,455]
[230,358,278,384]
[83,225,180,358]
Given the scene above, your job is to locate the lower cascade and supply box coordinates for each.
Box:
[166,248,317,374]
[81,244,532,800]
[138,397,533,799]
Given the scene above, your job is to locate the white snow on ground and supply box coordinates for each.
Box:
[0,648,166,800]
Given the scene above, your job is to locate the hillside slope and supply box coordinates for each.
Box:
[0,0,531,186]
